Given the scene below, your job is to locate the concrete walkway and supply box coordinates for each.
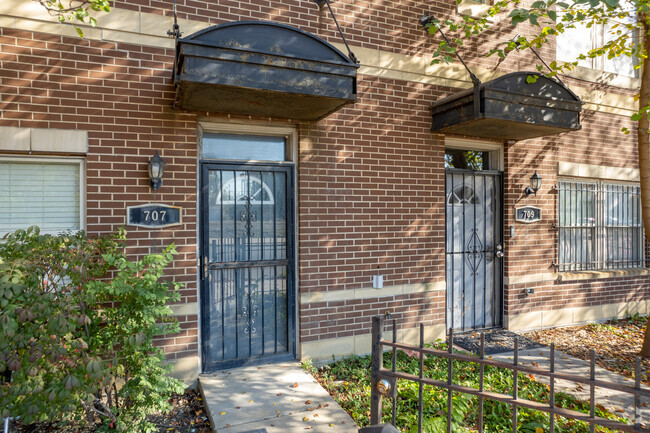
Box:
[491,347,650,427]
[199,362,358,433]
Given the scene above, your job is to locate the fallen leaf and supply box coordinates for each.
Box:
[305,400,312,405]
[219,411,226,415]
[277,393,283,396]
[292,382,299,388]
[303,417,310,421]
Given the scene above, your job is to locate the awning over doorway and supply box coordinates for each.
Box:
[430,72,582,141]
[173,21,359,121]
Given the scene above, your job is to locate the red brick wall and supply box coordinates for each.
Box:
[108,0,543,71]
[297,76,447,342]
[0,28,199,359]
[1,0,647,364]
[502,107,646,320]
[506,277,649,316]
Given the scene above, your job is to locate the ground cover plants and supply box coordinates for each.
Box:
[0,227,185,433]
[310,342,629,433]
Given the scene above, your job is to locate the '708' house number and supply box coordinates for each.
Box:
[127,204,182,229]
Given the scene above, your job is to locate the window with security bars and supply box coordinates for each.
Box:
[558,180,644,271]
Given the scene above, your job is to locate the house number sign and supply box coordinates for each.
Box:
[127,204,181,229]
[515,206,541,223]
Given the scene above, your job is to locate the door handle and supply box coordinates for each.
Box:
[495,244,504,258]
[201,256,208,280]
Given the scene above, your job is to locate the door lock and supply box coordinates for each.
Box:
[495,244,504,258]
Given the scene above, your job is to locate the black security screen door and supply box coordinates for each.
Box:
[200,164,294,371]
[446,169,504,332]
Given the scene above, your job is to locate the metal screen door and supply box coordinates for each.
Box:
[200,164,294,371]
[446,169,503,332]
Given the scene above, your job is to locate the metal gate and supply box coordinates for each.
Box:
[200,164,294,371]
[445,169,503,332]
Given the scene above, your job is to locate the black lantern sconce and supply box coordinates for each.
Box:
[524,171,542,196]
[148,151,166,190]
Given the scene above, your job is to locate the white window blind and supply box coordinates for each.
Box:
[0,160,81,233]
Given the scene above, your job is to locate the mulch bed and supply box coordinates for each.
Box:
[453,329,546,355]
[523,315,650,386]
[9,389,211,433]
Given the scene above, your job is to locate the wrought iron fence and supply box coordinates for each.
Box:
[367,315,650,433]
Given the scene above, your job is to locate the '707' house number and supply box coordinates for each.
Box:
[127,204,182,229]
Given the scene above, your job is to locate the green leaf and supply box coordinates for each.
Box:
[526,75,539,83]
[631,113,642,121]
[547,10,557,21]
[75,27,84,38]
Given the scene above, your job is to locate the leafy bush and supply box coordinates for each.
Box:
[0,227,185,432]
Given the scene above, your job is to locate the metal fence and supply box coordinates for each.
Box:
[368,315,650,433]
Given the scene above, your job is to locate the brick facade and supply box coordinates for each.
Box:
[1,0,647,378]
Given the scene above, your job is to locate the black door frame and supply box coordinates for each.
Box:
[199,161,296,371]
[444,168,504,333]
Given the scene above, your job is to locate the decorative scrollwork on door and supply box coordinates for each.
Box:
[465,228,484,275]
[238,194,258,237]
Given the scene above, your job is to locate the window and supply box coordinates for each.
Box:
[457,0,492,18]
[556,14,638,78]
[202,133,286,161]
[445,149,491,170]
[0,158,83,233]
[558,180,644,271]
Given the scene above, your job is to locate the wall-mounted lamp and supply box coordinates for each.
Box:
[148,151,166,190]
[524,170,542,196]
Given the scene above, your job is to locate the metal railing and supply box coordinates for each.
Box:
[368,315,650,433]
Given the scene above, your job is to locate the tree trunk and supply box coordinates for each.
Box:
[637,14,650,358]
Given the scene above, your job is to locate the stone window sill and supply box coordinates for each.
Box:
[558,268,650,282]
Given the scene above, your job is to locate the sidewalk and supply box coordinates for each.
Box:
[199,362,358,433]
[491,347,650,427]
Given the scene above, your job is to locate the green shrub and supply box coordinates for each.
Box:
[0,226,185,432]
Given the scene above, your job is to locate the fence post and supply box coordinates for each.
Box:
[370,315,384,425]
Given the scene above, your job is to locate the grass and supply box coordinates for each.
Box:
[309,341,630,433]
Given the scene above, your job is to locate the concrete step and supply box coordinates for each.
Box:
[199,361,359,433]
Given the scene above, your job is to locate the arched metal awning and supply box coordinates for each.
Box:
[173,21,359,121]
[431,72,582,140]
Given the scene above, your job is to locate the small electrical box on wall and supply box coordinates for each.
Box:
[372,274,384,289]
